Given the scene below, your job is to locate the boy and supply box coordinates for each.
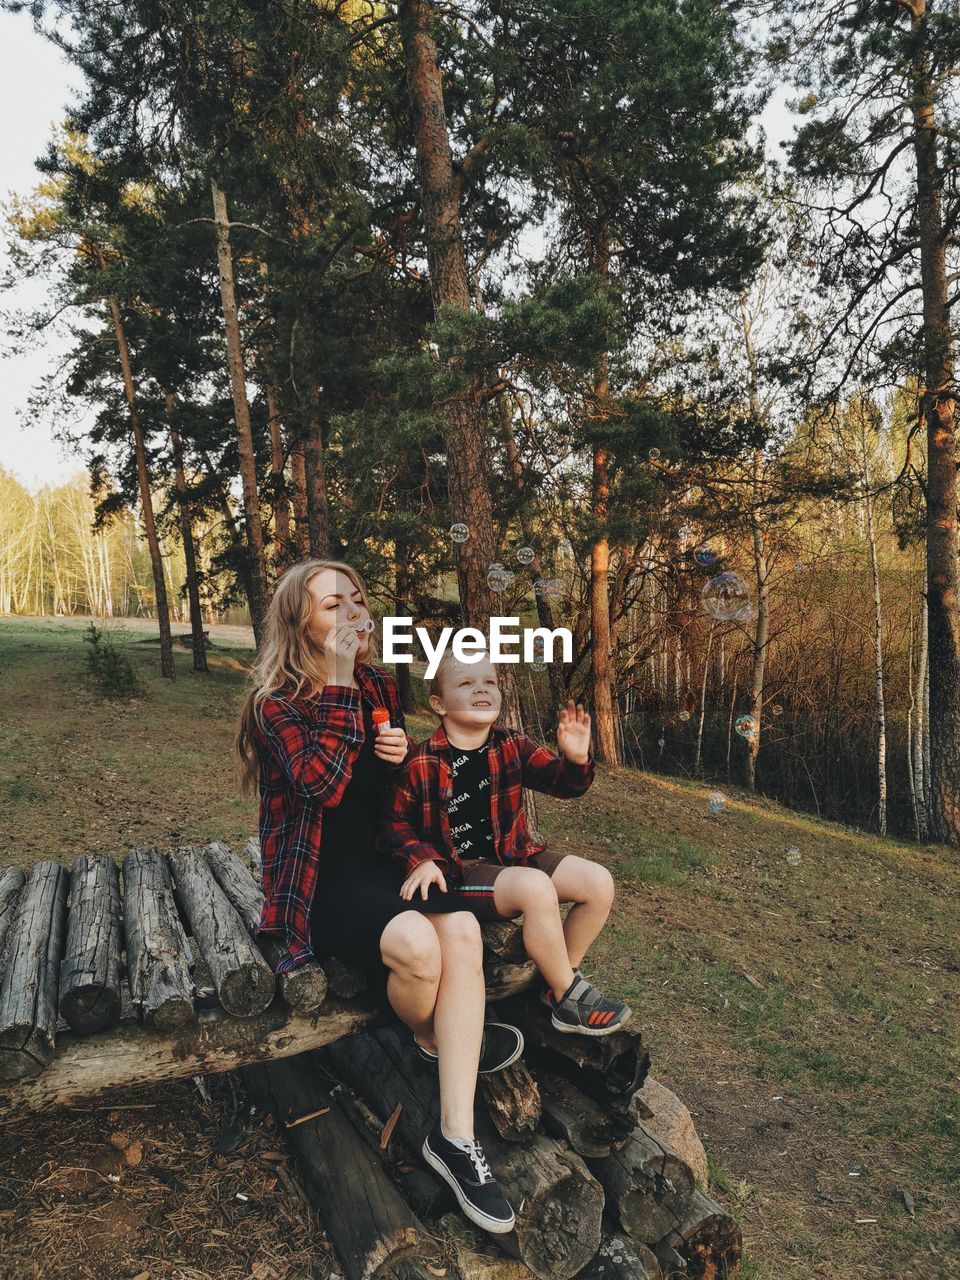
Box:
[379,650,631,1035]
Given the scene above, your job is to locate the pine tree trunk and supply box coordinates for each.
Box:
[393,552,417,714]
[304,380,332,558]
[259,261,291,574]
[398,0,497,626]
[167,396,208,674]
[739,294,771,791]
[498,394,567,722]
[862,453,887,834]
[99,271,174,680]
[911,606,926,839]
[289,435,311,559]
[915,589,930,838]
[911,5,960,844]
[266,382,291,574]
[590,228,620,767]
[397,0,529,776]
[210,178,270,645]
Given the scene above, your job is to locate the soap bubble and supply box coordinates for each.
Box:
[678,524,693,542]
[352,618,375,634]
[707,791,726,814]
[533,577,564,598]
[450,523,469,543]
[517,546,535,565]
[771,703,783,717]
[678,710,691,722]
[694,536,725,569]
[529,638,547,671]
[735,714,759,740]
[558,537,573,556]
[785,846,801,867]
[657,737,665,748]
[487,563,512,593]
[702,572,755,622]
[793,560,805,574]
[648,447,661,461]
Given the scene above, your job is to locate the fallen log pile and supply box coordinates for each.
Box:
[0,839,742,1277]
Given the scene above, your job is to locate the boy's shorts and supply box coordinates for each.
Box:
[453,849,569,922]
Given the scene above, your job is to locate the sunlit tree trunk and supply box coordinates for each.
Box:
[211,178,270,645]
[167,394,208,674]
[911,3,960,843]
[96,249,174,679]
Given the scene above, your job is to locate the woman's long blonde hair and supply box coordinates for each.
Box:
[235,558,378,795]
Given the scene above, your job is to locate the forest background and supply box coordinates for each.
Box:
[3,0,960,847]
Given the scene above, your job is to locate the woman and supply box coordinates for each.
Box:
[236,558,521,1234]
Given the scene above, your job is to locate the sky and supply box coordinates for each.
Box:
[0,10,797,495]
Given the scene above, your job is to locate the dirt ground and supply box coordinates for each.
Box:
[0,614,958,1279]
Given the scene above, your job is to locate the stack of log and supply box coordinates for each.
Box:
[0,839,742,1278]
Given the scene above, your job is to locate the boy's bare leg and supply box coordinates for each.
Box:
[424,911,485,1140]
[492,867,575,996]
[548,855,616,970]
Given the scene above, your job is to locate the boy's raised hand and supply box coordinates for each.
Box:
[556,698,591,764]
[400,859,448,901]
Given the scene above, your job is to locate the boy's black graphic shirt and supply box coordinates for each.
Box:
[447,741,495,859]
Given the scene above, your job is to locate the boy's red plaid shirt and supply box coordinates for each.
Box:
[378,719,595,879]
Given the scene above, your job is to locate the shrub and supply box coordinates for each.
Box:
[82,622,142,697]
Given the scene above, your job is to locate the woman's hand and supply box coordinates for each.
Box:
[324,621,361,687]
[556,698,591,764]
[373,726,408,766]
[400,860,447,901]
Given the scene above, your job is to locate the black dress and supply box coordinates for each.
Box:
[309,697,467,1008]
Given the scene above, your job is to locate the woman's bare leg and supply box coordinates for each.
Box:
[492,867,575,996]
[547,855,616,969]
[380,912,442,1046]
[379,910,485,1140]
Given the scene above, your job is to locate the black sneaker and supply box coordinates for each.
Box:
[540,969,585,1008]
[422,1121,515,1234]
[547,973,632,1036]
[414,1022,524,1074]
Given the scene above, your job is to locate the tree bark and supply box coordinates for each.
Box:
[289,434,312,559]
[121,847,195,1030]
[202,841,328,1013]
[304,379,332,558]
[169,846,276,1018]
[910,3,960,844]
[0,997,378,1123]
[653,1187,742,1280]
[861,427,888,833]
[241,1060,441,1280]
[587,1125,696,1243]
[740,292,771,791]
[58,854,122,1036]
[211,178,270,645]
[167,395,208,673]
[96,256,175,678]
[0,867,26,959]
[0,862,69,1080]
[324,1025,604,1280]
[590,229,619,767]
[397,0,499,630]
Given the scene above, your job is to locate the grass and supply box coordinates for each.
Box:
[1,613,959,1280]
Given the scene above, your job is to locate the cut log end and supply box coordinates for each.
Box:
[217,963,278,1018]
[279,963,328,1013]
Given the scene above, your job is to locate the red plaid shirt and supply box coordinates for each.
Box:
[253,663,414,974]
[378,719,595,879]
